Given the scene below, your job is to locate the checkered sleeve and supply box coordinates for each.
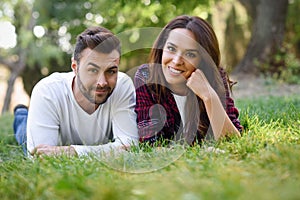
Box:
[220,68,243,133]
[134,65,168,142]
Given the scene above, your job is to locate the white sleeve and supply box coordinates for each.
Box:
[26,81,60,153]
[71,73,139,157]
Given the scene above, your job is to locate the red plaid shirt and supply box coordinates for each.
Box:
[134,64,243,143]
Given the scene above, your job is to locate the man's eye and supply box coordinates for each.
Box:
[107,69,117,75]
[89,68,98,73]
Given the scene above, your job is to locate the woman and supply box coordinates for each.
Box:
[134,15,242,145]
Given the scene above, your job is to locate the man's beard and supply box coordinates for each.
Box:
[77,73,114,105]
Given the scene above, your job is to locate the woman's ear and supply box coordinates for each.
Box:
[71,57,78,74]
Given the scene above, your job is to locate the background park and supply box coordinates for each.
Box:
[0,0,300,199]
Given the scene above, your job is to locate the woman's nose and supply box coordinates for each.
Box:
[172,53,184,66]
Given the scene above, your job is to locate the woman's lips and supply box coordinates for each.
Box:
[168,66,182,75]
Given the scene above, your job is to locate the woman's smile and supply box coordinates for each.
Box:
[168,65,184,75]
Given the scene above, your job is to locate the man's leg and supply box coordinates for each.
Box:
[13,104,28,156]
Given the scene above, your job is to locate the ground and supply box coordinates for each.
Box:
[230,74,300,99]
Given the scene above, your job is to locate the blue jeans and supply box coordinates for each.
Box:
[13,107,28,155]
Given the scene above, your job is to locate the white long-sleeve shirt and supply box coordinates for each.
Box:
[27,71,138,157]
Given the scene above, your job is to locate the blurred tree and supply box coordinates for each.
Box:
[0,0,81,113]
[234,0,289,75]
[79,0,216,71]
[223,2,249,71]
[286,0,300,57]
[0,0,36,114]
[1,0,216,113]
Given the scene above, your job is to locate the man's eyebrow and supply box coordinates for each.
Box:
[87,62,100,69]
[108,65,118,70]
[87,63,118,69]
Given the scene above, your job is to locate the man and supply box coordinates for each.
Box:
[13,26,138,157]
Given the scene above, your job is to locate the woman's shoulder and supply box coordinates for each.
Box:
[134,64,151,87]
[136,64,150,79]
[218,67,227,77]
[218,67,237,91]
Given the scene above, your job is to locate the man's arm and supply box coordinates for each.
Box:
[31,144,77,156]
[28,73,138,157]
[27,80,62,156]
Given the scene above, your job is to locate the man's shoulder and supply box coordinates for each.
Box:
[116,71,133,86]
[33,71,74,93]
[117,71,130,80]
[37,72,73,85]
[109,71,134,100]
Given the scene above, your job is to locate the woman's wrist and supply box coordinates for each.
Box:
[200,89,218,103]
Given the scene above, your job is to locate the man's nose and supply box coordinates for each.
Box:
[97,73,107,87]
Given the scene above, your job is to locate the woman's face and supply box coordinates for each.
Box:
[161,28,201,94]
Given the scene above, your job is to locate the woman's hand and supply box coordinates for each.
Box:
[186,69,240,140]
[186,69,217,101]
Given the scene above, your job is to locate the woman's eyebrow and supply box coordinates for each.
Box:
[186,49,200,53]
[166,42,199,53]
[166,42,177,47]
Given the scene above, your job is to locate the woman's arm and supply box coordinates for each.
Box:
[186,69,241,140]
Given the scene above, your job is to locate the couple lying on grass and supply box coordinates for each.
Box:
[13,15,242,158]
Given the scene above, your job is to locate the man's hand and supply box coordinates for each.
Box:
[31,144,77,157]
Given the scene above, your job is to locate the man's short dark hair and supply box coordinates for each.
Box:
[73,27,121,63]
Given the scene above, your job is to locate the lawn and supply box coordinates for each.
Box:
[0,95,299,200]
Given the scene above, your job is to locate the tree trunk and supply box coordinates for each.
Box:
[1,45,28,114]
[0,1,35,114]
[234,0,289,75]
[2,71,19,114]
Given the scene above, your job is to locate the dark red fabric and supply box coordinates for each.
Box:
[134,64,243,143]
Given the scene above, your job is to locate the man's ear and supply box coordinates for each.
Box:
[71,57,78,74]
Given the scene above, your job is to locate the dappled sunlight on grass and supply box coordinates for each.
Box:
[99,143,185,173]
[0,95,300,199]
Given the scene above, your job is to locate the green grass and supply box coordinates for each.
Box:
[0,95,300,200]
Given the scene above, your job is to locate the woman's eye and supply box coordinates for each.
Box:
[186,52,196,58]
[167,46,176,52]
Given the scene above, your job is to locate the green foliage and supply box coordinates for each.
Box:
[276,49,300,84]
[0,113,23,162]
[1,95,300,199]
[1,0,218,93]
[1,0,300,91]
[286,0,300,55]
[259,43,300,84]
[224,2,250,70]
[247,0,300,83]
[0,113,15,146]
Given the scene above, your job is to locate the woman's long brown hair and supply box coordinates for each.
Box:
[147,15,226,143]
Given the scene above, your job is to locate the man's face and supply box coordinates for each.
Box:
[72,48,120,105]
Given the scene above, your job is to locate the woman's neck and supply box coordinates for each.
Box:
[168,84,188,96]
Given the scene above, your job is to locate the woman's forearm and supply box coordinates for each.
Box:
[202,91,241,140]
